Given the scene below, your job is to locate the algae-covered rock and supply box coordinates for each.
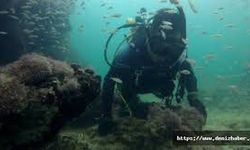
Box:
[0,54,101,149]
[45,103,211,150]
[0,74,27,117]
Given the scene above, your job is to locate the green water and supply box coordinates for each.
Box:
[68,0,250,131]
[70,0,250,90]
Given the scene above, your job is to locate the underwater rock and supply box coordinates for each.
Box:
[0,54,101,149]
[44,103,209,150]
[173,105,205,131]
[0,74,27,117]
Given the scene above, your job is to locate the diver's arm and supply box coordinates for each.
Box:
[180,60,197,92]
[101,67,116,118]
[101,44,135,118]
[98,67,116,136]
[99,44,135,135]
[181,61,207,123]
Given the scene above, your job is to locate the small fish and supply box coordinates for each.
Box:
[160,24,173,30]
[203,53,216,61]
[0,31,8,35]
[55,40,60,44]
[216,75,226,81]
[80,1,85,6]
[78,25,84,32]
[28,42,35,45]
[10,8,15,14]
[182,38,188,45]
[210,33,223,38]
[219,17,224,21]
[187,0,198,13]
[159,0,168,3]
[110,13,122,18]
[111,77,123,84]
[160,30,166,40]
[21,5,31,9]
[162,21,173,26]
[228,85,237,90]
[246,63,250,70]
[218,7,224,10]
[224,24,235,28]
[105,21,110,25]
[23,29,33,34]
[203,97,212,101]
[186,58,196,66]
[180,70,191,75]
[8,15,19,20]
[107,6,113,10]
[28,21,36,26]
[103,15,108,19]
[200,31,208,35]
[28,35,39,38]
[169,0,178,4]
[100,3,106,7]
[194,66,204,70]
[212,11,219,15]
[0,10,9,15]
[164,9,177,14]
[224,45,233,50]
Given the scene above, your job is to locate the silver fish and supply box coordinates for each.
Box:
[28,42,35,45]
[162,21,173,26]
[160,24,173,30]
[10,8,15,14]
[224,24,235,28]
[23,29,34,34]
[111,77,123,84]
[211,33,223,38]
[0,11,9,15]
[182,38,188,45]
[110,13,122,18]
[159,0,168,3]
[180,70,191,75]
[160,30,166,40]
[28,35,39,38]
[8,15,19,20]
[164,9,177,14]
[188,0,198,13]
[0,31,8,35]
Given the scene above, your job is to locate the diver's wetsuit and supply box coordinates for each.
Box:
[101,43,199,118]
[101,5,206,121]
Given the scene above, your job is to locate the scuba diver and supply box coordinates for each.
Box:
[99,0,207,135]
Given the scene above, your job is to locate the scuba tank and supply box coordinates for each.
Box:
[104,7,150,68]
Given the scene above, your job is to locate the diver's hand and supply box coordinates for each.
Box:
[187,93,207,124]
[98,115,116,136]
[170,0,179,5]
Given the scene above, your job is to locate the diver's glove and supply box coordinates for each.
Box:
[98,115,116,136]
[187,92,207,124]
